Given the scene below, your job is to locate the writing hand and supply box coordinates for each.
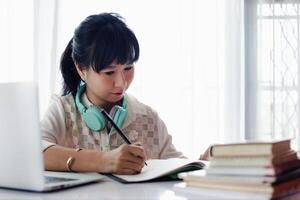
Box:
[101,144,146,175]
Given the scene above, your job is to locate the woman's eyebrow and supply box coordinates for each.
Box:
[101,65,118,71]
[106,65,117,69]
[106,64,133,69]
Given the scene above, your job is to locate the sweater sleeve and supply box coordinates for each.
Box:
[40,95,67,151]
[157,114,186,159]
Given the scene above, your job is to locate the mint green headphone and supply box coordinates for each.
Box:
[75,83,127,132]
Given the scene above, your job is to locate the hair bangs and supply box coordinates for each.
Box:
[91,23,139,72]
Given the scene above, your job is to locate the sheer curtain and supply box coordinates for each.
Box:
[0,0,34,82]
[223,0,245,143]
[34,0,59,116]
[245,0,300,149]
[1,0,245,158]
[0,0,59,115]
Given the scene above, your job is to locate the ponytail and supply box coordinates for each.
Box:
[60,38,81,96]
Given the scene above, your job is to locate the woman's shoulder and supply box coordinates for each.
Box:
[46,93,75,112]
[49,93,74,104]
[60,93,75,104]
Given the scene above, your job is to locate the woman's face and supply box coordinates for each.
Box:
[77,62,134,107]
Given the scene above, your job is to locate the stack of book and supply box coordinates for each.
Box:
[176,139,300,199]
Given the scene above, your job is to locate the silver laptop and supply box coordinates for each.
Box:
[0,82,103,192]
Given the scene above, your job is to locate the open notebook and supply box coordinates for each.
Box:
[102,158,208,183]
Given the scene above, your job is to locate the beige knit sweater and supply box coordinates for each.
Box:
[41,93,185,159]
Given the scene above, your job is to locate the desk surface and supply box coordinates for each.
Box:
[0,177,185,200]
[0,176,297,200]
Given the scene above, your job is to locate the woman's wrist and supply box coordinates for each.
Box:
[93,151,109,173]
[66,148,83,172]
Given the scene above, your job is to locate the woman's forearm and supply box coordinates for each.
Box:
[43,145,103,172]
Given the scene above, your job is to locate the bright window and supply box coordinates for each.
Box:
[0,0,34,82]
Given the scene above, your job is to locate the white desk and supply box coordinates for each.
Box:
[0,177,298,200]
[0,177,189,200]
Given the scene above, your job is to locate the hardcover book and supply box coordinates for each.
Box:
[209,150,298,167]
[210,139,291,157]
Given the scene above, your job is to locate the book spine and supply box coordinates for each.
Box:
[273,176,300,199]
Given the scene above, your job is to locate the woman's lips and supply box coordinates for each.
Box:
[112,92,123,96]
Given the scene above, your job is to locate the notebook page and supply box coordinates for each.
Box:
[113,158,207,182]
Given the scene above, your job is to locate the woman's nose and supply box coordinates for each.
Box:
[114,71,126,87]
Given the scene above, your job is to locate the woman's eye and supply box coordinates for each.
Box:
[104,71,114,75]
[124,66,133,71]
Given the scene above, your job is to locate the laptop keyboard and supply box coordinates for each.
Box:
[45,176,77,184]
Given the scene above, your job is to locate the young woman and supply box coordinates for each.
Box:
[41,12,209,175]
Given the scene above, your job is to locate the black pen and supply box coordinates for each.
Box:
[100,109,148,166]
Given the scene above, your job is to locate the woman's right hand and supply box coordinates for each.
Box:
[98,144,146,175]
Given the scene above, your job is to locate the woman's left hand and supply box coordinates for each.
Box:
[199,145,213,160]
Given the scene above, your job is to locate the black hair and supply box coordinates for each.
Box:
[60,12,140,95]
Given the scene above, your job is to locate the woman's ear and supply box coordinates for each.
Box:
[75,64,87,81]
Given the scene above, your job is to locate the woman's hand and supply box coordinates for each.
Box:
[98,144,146,175]
[199,145,213,161]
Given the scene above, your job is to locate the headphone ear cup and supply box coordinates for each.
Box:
[82,107,106,131]
[113,105,127,128]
